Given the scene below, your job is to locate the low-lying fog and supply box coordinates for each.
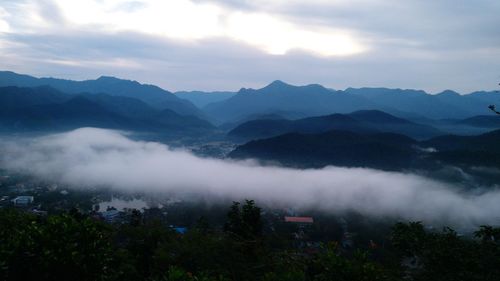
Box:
[1,128,499,228]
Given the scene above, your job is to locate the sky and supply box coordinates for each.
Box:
[0,0,499,93]
[2,127,500,228]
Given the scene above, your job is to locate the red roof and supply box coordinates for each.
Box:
[284,216,314,223]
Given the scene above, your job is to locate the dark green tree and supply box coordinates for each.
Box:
[224,200,262,239]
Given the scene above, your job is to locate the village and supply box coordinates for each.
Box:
[0,169,378,256]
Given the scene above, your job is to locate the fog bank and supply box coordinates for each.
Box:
[1,128,500,227]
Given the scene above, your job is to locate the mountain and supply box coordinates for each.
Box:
[229,128,500,173]
[218,113,289,131]
[0,86,67,110]
[420,130,500,168]
[229,130,418,170]
[457,115,500,129]
[0,95,133,131]
[204,80,374,122]
[227,114,373,141]
[344,88,494,119]
[0,86,214,134]
[422,129,500,154]
[203,80,499,122]
[0,71,202,117]
[467,90,500,104]
[175,91,236,108]
[228,110,442,141]
[348,110,443,139]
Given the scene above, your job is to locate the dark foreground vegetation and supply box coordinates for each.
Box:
[1,201,499,281]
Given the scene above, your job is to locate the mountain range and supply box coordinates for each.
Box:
[0,71,202,117]
[229,128,500,176]
[203,80,499,123]
[228,110,443,141]
[175,91,236,108]
[0,86,214,134]
[229,130,418,170]
[1,70,499,141]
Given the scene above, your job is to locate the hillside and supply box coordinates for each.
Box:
[0,71,202,117]
[204,80,374,122]
[230,128,500,173]
[175,91,236,108]
[228,110,442,141]
[229,130,418,170]
[204,80,499,122]
[0,86,214,134]
[457,115,500,128]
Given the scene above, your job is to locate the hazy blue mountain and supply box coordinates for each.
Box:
[0,95,133,131]
[0,86,68,110]
[348,110,443,139]
[228,119,295,140]
[467,90,500,104]
[229,130,418,170]
[3,71,498,124]
[422,129,500,153]
[227,114,374,141]
[82,93,214,131]
[420,130,500,168]
[218,113,289,131]
[229,127,500,172]
[345,88,469,119]
[0,71,202,117]
[0,86,214,134]
[228,110,442,141]
[457,115,500,128]
[175,91,236,108]
[204,80,375,122]
[204,80,499,122]
[434,90,494,116]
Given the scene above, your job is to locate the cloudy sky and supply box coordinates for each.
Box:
[0,0,499,93]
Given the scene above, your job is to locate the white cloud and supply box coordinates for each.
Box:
[225,12,365,56]
[0,0,499,92]
[5,0,365,57]
[0,7,10,33]
[2,128,500,228]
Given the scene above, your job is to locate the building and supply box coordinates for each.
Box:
[11,196,34,206]
[101,209,120,223]
[284,216,314,224]
[171,226,188,234]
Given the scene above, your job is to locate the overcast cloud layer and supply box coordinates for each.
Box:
[0,0,499,93]
[1,128,500,228]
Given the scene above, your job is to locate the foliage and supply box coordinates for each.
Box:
[392,222,500,281]
[1,206,499,281]
[224,200,262,239]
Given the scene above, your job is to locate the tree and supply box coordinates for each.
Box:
[487,82,500,114]
[224,200,262,239]
[474,225,500,242]
[391,222,500,281]
[0,209,114,281]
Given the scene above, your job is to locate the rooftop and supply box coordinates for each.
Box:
[284,216,314,223]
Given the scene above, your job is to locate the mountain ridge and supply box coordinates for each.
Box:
[0,71,202,117]
[228,110,443,141]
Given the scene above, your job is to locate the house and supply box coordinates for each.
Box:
[31,209,48,216]
[173,227,188,234]
[11,196,34,206]
[284,216,314,224]
[101,209,120,223]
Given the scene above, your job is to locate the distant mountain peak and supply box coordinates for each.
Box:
[96,76,128,82]
[437,89,460,96]
[349,110,409,123]
[262,80,329,92]
[265,80,291,89]
[96,75,117,80]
